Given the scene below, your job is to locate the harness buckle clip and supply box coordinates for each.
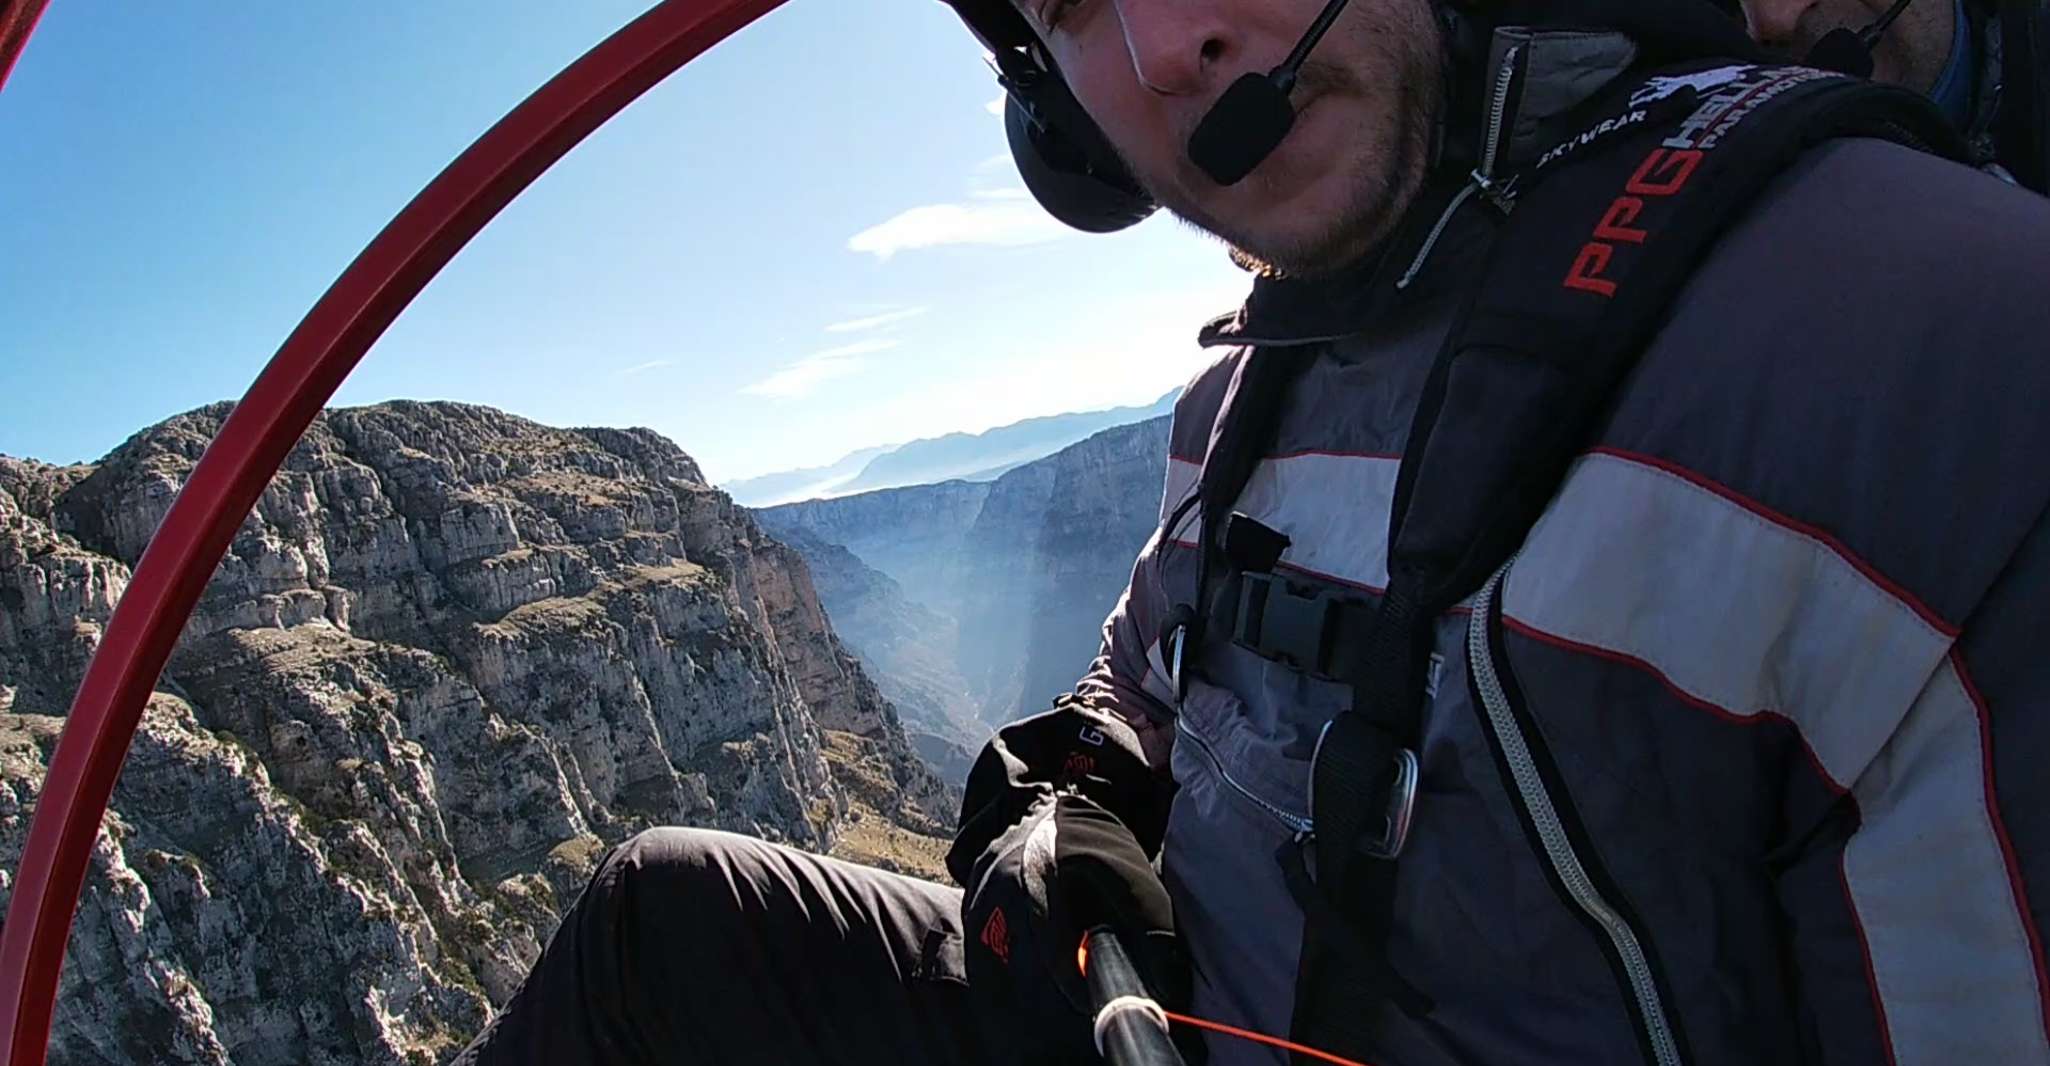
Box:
[1310,720,1422,861]
[1159,604,1197,703]
[1365,747,1420,860]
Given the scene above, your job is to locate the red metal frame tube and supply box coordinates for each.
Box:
[0,0,51,92]
[0,2,786,1062]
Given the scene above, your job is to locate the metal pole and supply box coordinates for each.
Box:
[1083,927,1188,1066]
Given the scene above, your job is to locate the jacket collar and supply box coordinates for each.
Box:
[1197,26,1644,350]
[1195,174,1481,349]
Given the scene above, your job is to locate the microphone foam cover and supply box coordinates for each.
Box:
[1189,73,1298,186]
[1805,28,1875,78]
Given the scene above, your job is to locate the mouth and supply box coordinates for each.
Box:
[1251,93,1322,176]
[1286,93,1320,135]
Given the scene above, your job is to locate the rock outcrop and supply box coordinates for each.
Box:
[0,401,954,1065]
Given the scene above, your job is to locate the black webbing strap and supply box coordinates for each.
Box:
[1182,348,1315,676]
[1384,66,1959,610]
[1999,0,2050,194]
[1283,65,1962,1066]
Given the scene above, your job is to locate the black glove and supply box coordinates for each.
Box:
[960,789,1191,1061]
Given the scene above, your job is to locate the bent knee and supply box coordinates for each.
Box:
[587,827,779,916]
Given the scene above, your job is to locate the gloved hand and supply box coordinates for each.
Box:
[960,789,1192,1061]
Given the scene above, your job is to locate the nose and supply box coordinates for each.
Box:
[1117,0,1236,97]
[1741,0,1817,46]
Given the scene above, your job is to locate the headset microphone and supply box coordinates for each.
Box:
[1804,0,1918,77]
[1188,0,1356,185]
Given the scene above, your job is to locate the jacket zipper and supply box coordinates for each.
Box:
[1174,714,1315,836]
[1397,43,1524,290]
[1468,560,1683,1066]
[1474,42,1522,200]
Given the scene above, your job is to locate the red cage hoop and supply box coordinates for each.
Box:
[0,3,788,1061]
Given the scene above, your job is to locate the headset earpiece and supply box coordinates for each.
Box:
[943,0,1155,233]
[1003,91,1158,233]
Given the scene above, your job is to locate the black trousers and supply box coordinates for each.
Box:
[451,827,1021,1066]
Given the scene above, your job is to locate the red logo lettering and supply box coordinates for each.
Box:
[981,907,1012,965]
[1564,242,1618,296]
[1623,147,1704,196]
[1592,196,1649,244]
[1562,146,1706,299]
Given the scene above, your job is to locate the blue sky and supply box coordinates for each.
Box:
[0,2,1251,483]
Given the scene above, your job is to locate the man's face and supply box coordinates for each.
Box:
[1740,0,1958,92]
[1015,0,1443,276]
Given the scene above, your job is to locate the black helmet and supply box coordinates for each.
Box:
[940,0,1159,233]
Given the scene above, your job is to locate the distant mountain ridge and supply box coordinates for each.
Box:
[757,414,1172,732]
[717,443,898,509]
[724,390,1178,506]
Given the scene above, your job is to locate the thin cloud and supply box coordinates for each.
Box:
[825,307,929,334]
[848,197,1068,261]
[810,338,898,360]
[613,359,674,379]
[987,91,1006,116]
[741,338,899,400]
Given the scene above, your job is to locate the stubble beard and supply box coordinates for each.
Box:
[1149,3,1445,278]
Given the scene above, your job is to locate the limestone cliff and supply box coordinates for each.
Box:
[757,415,1172,732]
[766,526,981,782]
[756,480,990,619]
[0,402,953,1065]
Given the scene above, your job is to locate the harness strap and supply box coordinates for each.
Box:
[1278,64,1959,1066]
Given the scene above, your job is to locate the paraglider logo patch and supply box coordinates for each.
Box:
[981,907,1013,964]
[1562,64,1833,298]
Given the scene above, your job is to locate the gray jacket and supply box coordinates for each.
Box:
[962,37,2050,1066]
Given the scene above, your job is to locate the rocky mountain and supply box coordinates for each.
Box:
[758,480,991,620]
[723,390,1178,506]
[758,414,1172,733]
[767,527,979,783]
[0,402,955,1066]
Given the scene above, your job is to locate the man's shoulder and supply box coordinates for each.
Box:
[1725,136,2050,307]
[1599,137,2050,628]
[1165,344,1247,466]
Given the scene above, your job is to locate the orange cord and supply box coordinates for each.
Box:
[1078,932,1372,1066]
[1161,1010,1377,1066]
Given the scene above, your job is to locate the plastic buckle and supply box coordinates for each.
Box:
[1233,573,1334,673]
[1365,747,1420,860]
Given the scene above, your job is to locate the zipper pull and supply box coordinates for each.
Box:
[1395,43,1524,291]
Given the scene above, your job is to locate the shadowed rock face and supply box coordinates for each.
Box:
[764,525,984,780]
[757,416,1172,737]
[757,480,992,620]
[0,401,954,1066]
